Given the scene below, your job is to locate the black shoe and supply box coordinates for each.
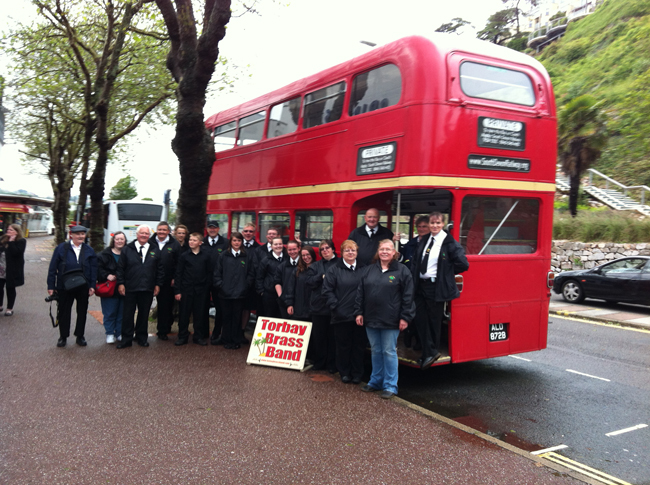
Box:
[56,338,67,348]
[211,337,224,346]
[157,333,169,341]
[361,384,378,392]
[341,375,352,384]
[421,351,441,370]
[352,377,362,384]
[116,341,132,349]
[76,337,87,347]
[193,338,208,346]
[175,338,188,346]
[380,390,395,399]
[137,340,149,347]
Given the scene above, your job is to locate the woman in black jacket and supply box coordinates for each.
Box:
[322,239,366,384]
[355,239,415,399]
[305,240,338,371]
[255,236,286,318]
[0,224,26,316]
[214,232,254,349]
[174,233,212,346]
[286,246,316,322]
[97,232,127,343]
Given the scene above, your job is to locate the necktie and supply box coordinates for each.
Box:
[139,245,145,262]
[419,236,434,275]
[351,265,355,271]
[245,243,251,248]
[211,239,215,247]
[292,261,297,267]
[278,256,283,263]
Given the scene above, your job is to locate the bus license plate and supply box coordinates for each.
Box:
[489,323,508,342]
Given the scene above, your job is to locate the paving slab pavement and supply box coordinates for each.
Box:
[549,299,650,331]
[0,237,592,484]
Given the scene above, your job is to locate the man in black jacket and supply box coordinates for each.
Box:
[116,225,164,348]
[273,240,301,318]
[203,220,228,344]
[150,222,181,340]
[47,225,97,348]
[411,212,469,369]
[348,208,394,266]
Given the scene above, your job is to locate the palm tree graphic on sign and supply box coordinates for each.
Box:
[253,333,269,356]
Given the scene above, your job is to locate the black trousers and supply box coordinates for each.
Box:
[178,289,209,341]
[220,298,244,345]
[0,279,17,309]
[208,286,223,341]
[156,282,175,336]
[261,291,281,318]
[414,280,445,359]
[58,285,89,339]
[333,320,366,379]
[309,314,336,371]
[122,291,154,344]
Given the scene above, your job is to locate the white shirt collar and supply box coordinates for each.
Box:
[231,249,240,257]
[343,260,356,270]
[273,252,283,261]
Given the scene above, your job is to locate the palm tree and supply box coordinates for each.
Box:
[558,95,608,217]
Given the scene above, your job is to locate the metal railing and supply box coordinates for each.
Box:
[587,169,650,206]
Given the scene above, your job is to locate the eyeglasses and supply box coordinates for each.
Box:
[343,249,357,253]
[320,246,331,250]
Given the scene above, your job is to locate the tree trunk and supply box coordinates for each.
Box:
[89,144,108,251]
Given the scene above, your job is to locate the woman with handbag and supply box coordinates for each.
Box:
[0,224,26,316]
[97,232,127,344]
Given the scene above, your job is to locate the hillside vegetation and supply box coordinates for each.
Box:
[537,0,650,185]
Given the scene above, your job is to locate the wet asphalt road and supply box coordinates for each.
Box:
[398,315,650,485]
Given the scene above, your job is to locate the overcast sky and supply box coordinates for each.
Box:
[0,0,504,201]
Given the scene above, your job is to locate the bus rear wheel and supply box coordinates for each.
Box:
[561,280,584,303]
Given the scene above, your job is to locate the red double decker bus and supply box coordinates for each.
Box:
[205,35,556,367]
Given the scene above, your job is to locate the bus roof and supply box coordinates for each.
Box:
[205,34,551,128]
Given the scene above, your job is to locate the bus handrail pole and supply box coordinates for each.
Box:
[395,191,401,251]
[478,200,519,255]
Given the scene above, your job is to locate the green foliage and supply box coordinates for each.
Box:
[553,211,650,242]
[506,32,530,52]
[539,0,650,186]
[477,8,518,44]
[435,18,470,34]
[109,175,138,200]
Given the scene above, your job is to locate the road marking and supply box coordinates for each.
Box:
[566,369,611,381]
[531,444,568,455]
[538,452,632,485]
[606,424,648,437]
[508,355,532,362]
[551,313,650,334]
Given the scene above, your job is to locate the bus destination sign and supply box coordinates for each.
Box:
[357,142,397,175]
[468,155,531,173]
[477,117,526,151]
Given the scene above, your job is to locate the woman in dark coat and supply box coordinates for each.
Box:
[355,239,415,399]
[305,240,338,372]
[0,224,26,316]
[286,246,316,322]
[97,232,127,343]
[255,236,286,318]
[322,239,366,384]
[214,232,254,349]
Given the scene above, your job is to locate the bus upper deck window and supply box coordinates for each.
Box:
[268,97,301,139]
[303,82,346,129]
[214,121,237,152]
[350,64,402,116]
[237,111,266,146]
[460,62,535,106]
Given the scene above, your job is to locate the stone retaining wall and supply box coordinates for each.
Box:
[551,241,650,272]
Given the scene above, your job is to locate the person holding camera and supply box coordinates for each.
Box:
[47,225,98,348]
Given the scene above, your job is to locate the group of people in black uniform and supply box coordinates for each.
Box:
[47,208,468,399]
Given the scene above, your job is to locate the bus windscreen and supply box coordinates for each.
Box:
[117,203,162,221]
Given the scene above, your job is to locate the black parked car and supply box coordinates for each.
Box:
[553,256,650,305]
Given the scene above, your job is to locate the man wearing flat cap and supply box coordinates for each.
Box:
[202,219,228,344]
[47,225,98,348]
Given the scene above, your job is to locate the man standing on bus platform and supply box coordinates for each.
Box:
[412,212,469,369]
[203,221,227,345]
[150,221,181,341]
[348,208,394,266]
[116,225,164,349]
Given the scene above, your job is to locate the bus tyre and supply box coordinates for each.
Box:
[561,280,584,303]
